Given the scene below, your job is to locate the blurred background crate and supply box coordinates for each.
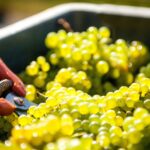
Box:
[0,0,150,28]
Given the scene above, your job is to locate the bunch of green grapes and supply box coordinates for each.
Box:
[21,56,51,89]
[44,27,149,95]
[0,76,149,149]
[1,26,150,150]
[0,114,18,141]
[20,27,150,96]
[54,67,91,92]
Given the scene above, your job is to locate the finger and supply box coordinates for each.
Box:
[0,98,16,116]
[0,58,26,97]
[12,83,26,97]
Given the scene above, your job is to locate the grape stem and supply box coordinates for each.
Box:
[36,91,47,98]
[57,18,73,32]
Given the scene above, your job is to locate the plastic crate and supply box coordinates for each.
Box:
[0,3,150,73]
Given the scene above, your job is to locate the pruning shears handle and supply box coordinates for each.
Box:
[0,58,35,116]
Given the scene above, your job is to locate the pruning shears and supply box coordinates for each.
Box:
[0,58,35,116]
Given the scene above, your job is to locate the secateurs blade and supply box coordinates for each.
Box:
[0,79,35,116]
[5,92,35,116]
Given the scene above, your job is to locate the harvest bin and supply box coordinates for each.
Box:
[0,3,150,73]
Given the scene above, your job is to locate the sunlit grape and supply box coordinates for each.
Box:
[96,60,109,75]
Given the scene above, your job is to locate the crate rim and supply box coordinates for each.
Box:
[0,3,150,40]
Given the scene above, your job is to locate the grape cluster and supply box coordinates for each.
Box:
[45,27,149,94]
[0,114,17,141]
[21,27,149,96]
[0,77,149,150]
[25,84,37,101]
[1,26,150,150]
[24,56,50,89]
[54,67,91,92]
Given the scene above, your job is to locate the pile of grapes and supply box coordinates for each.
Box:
[1,26,150,150]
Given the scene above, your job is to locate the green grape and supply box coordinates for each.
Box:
[96,60,109,75]
[116,110,126,118]
[110,133,121,145]
[142,114,150,126]
[115,115,123,126]
[98,126,109,133]
[129,83,140,92]
[91,141,100,150]
[26,84,36,93]
[71,109,81,119]
[74,119,81,130]
[89,121,99,134]
[56,138,70,150]
[41,62,50,72]
[103,82,116,93]
[25,91,36,101]
[111,68,120,79]
[81,134,92,150]
[38,71,48,79]
[55,68,72,83]
[81,120,89,132]
[59,108,70,116]
[44,143,57,150]
[57,29,67,40]
[106,96,117,109]
[60,114,74,136]
[127,128,143,144]
[97,135,110,148]
[32,107,43,118]
[106,110,116,118]
[125,97,135,108]
[144,99,150,109]
[109,126,122,137]
[26,64,39,76]
[78,102,89,115]
[18,115,33,126]
[123,117,135,131]
[27,105,36,115]
[133,108,148,119]
[87,26,98,35]
[129,91,140,102]
[33,76,45,88]
[68,138,82,150]
[89,114,100,123]
[37,56,46,65]
[99,26,111,38]
[140,84,149,97]
[72,48,82,61]
[88,103,99,114]
[134,119,145,131]
[46,115,60,134]
[46,81,62,91]
[60,44,72,57]
[82,50,91,61]
[46,96,59,107]
[45,32,59,48]
[49,53,59,65]
[135,101,144,108]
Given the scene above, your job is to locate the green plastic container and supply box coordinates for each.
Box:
[0,3,150,73]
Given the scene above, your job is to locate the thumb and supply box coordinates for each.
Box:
[0,98,16,116]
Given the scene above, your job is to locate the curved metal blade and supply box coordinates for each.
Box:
[5,92,36,115]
